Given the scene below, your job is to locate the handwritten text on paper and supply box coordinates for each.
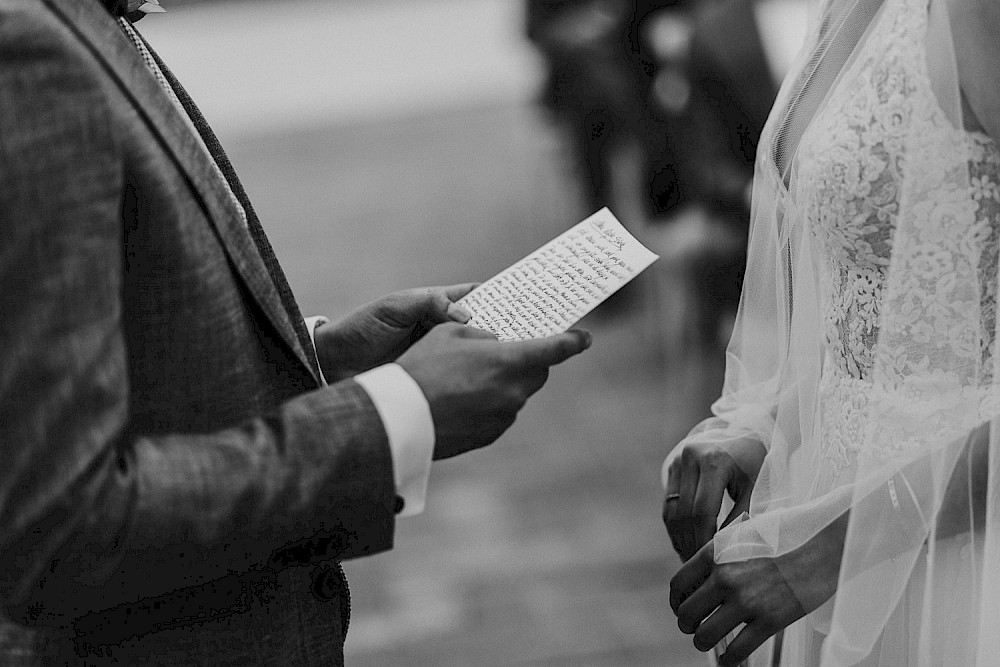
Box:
[457,208,659,341]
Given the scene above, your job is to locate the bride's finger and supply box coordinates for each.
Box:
[720,487,752,528]
[692,603,747,653]
[669,542,714,613]
[692,469,727,551]
[676,574,725,635]
[717,619,773,667]
[662,461,681,527]
[674,450,701,559]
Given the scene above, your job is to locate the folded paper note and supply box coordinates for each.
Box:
[457,208,659,341]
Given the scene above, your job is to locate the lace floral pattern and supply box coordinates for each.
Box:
[794,0,1000,473]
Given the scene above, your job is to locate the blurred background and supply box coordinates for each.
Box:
[139,0,806,664]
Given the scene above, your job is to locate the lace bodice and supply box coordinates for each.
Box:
[790,0,1000,474]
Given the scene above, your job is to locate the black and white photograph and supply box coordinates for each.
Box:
[1,0,998,665]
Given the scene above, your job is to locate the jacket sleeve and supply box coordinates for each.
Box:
[0,3,395,620]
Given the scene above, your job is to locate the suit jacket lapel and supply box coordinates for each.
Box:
[142,42,321,382]
[45,0,320,384]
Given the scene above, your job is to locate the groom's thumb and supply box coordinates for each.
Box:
[515,329,592,367]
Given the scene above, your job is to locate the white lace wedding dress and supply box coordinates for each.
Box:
[675,0,1000,663]
[790,0,999,659]
[798,0,1000,492]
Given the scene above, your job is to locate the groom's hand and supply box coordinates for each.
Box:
[662,436,766,561]
[314,284,477,383]
[397,324,592,460]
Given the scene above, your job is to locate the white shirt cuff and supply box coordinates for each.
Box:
[304,317,434,516]
[354,364,435,517]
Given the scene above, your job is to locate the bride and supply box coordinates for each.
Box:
[661,0,1000,664]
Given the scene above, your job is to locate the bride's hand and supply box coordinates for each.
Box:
[668,514,847,666]
[662,435,766,561]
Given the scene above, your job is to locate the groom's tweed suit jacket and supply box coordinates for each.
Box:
[0,0,398,663]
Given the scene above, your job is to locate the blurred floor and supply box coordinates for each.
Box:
[139,0,542,139]
[140,3,723,665]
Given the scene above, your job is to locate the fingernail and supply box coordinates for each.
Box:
[447,302,472,323]
[580,330,593,348]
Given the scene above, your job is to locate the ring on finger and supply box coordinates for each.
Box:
[665,493,681,502]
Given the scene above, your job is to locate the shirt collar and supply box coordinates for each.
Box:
[104,0,165,22]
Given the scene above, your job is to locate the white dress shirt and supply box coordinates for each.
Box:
[305,317,434,517]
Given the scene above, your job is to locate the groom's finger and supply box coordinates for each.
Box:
[407,288,472,325]
[440,283,478,323]
[442,282,480,301]
[387,286,476,326]
[444,301,473,324]
[510,329,592,367]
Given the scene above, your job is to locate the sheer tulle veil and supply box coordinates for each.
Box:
[668,0,1000,663]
